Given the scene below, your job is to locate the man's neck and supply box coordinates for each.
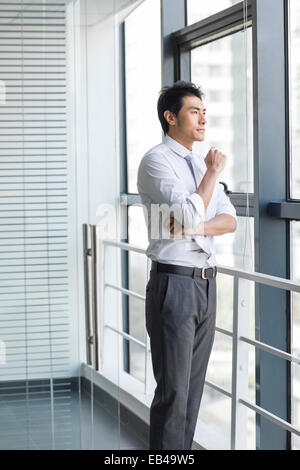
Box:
[167,133,193,151]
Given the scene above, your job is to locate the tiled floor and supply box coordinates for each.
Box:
[0,379,148,450]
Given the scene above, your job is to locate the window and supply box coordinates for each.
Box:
[124,0,162,194]
[191,28,253,194]
[214,216,254,270]
[289,1,300,448]
[173,1,255,448]
[190,24,254,444]
[128,205,148,382]
[291,221,300,450]
[123,0,161,380]
[199,214,254,448]
[289,0,300,199]
[118,0,300,450]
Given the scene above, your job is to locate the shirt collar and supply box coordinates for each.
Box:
[164,134,192,159]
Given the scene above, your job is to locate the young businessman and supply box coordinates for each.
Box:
[137,81,237,450]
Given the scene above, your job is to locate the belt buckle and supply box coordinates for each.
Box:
[201,267,210,279]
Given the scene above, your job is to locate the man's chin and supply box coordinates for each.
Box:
[194,134,205,142]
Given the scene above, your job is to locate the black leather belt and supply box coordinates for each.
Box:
[151,261,217,279]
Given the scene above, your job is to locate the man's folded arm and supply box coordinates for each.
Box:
[215,179,238,226]
[137,153,205,229]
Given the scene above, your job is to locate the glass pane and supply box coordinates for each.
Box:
[291,222,300,449]
[248,342,256,404]
[127,206,149,382]
[191,29,253,194]
[215,216,254,271]
[247,408,256,449]
[289,0,300,199]
[125,0,162,193]
[187,0,242,24]
[216,273,234,333]
[197,387,231,449]
[215,275,254,337]
[206,331,232,392]
[128,205,148,250]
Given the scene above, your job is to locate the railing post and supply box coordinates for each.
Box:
[231,275,250,449]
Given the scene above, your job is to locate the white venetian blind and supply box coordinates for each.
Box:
[0,0,73,383]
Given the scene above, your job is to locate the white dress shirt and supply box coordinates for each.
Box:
[137,135,237,268]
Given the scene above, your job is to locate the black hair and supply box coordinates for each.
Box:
[157,80,205,135]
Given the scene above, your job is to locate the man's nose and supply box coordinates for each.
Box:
[199,114,206,124]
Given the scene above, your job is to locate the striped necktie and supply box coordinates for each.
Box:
[185,154,198,189]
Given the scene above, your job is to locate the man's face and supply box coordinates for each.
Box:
[166,95,207,144]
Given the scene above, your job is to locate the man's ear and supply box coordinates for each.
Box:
[163,110,176,127]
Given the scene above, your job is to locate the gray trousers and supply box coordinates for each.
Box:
[145,268,217,450]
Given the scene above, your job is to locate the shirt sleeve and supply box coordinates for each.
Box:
[137,152,205,229]
[215,180,238,222]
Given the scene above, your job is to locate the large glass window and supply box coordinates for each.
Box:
[200,215,254,448]
[289,0,300,199]
[289,0,300,450]
[291,221,300,450]
[214,215,254,270]
[191,29,253,194]
[188,8,254,447]
[124,0,162,193]
[120,0,300,450]
[123,0,161,381]
[127,205,148,382]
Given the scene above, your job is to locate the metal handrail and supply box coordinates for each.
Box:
[102,238,300,363]
[240,336,300,365]
[102,238,300,292]
[98,237,300,448]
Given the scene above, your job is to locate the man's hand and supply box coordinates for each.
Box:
[168,217,204,237]
[195,148,227,212]
[204,147,227,175]
[167,214,237,237]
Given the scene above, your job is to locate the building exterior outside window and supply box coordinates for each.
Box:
[290,0,300,199]
[124,0,161,382]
